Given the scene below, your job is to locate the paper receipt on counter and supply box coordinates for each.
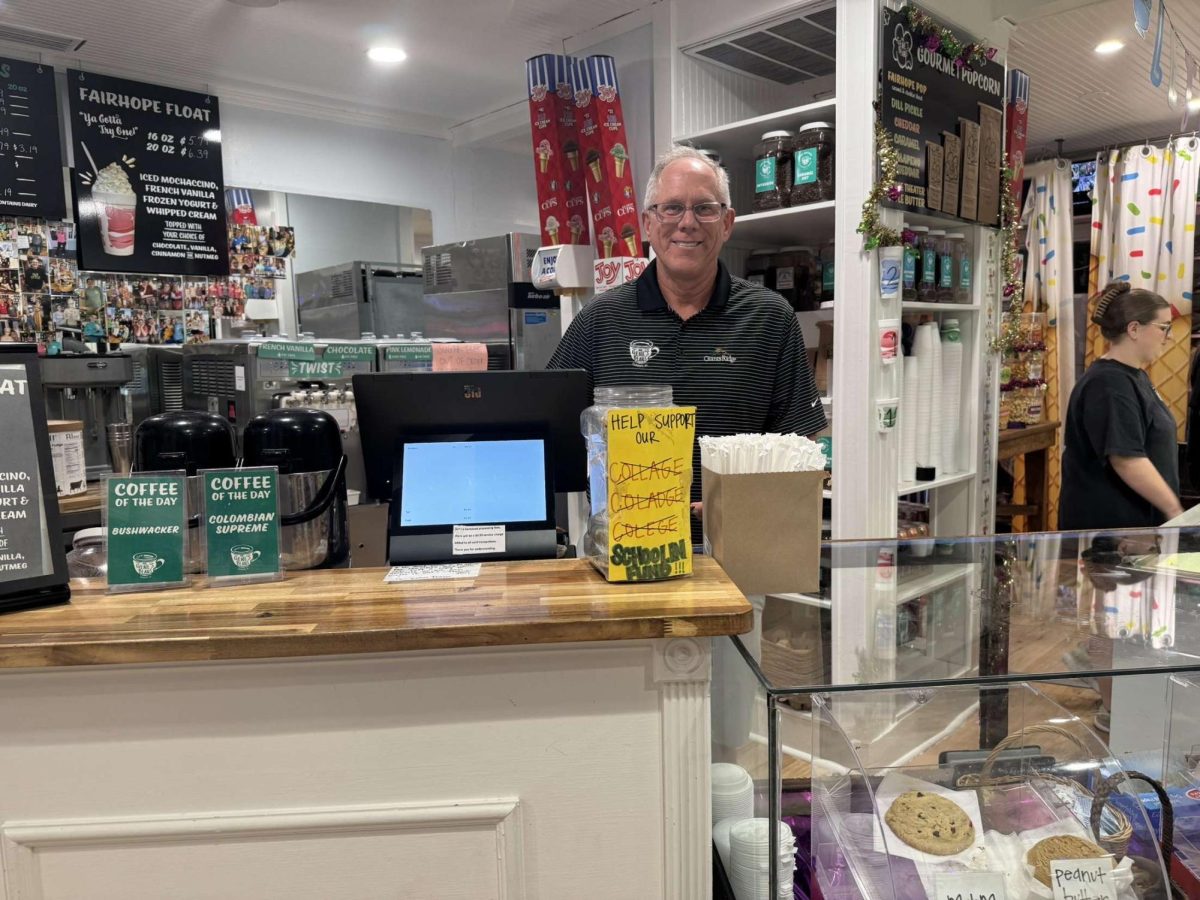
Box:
[384,563,482,583]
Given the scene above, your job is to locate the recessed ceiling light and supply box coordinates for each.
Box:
[1188,97,1200,112]
[367,46,407,64]
[1094,39,1125,55]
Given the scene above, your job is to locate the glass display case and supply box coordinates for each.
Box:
[712,525,1200,899]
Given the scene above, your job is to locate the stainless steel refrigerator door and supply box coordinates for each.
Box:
[509,307,562,371]
[362,273,429,338]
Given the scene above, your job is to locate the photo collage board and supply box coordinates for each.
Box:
[1,214,291,348]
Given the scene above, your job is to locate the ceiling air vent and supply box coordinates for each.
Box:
[683,2,835,85]
[0,24,86,53]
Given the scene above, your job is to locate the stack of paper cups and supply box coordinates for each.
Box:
[929,320,943,475]
[914,323,936,473]
[941,318,964,475]
[899,355,919,483]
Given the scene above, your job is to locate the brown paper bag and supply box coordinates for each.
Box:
[701,467,824,595]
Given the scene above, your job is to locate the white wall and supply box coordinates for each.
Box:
[286,194,407,273]
[220,104,537,245]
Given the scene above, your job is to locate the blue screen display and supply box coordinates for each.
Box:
[400,439,548,527]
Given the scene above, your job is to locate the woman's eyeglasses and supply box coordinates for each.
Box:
[1145,322,1172,336]
[647,202,727,223]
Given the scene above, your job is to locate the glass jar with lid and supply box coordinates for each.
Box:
[937,232,958,302]
[754,130,794,212]
[773,246,815,311]
[745,249,777,290]
[920,229,945,302]
[790,121,835,205]
[947,232,970,303]
[66,527,107,579]
[904,226,927,301]
[581,385,688,580]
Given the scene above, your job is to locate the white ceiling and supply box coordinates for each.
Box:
[0,0,646,136]
[1008,0,1200,157]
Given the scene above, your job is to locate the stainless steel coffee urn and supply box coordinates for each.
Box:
[241,408,349,570]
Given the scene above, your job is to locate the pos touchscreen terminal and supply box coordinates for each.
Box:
[352,370,588,564]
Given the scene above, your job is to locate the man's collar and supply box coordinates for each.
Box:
[635,259,731,313]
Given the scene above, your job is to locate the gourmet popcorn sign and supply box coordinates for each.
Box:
[68,70,229,276]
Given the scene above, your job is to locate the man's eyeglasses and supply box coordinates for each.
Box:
[648,202,727,223]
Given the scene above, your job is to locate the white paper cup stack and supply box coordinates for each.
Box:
[712,763,755,826]
[728,818,796,900]
[913,323,936,473]
[928,320,943,474]
[899,355,919,483]
[940,333,963,474]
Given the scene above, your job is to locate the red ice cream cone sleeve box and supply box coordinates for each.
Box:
[526,55,589,247]
[569,56,642,259]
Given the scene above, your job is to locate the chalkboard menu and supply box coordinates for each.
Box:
[0,353,69,613]
[880,5,1005,221]
[0,58,66,220]
[67,69,228,276]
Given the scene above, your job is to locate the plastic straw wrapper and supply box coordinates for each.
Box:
[699,433,826,474]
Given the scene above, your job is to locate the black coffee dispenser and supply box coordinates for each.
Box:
[134,411,236,573]
[241,408,349,569]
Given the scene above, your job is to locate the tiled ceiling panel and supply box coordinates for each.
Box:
[1009,0,1200,156]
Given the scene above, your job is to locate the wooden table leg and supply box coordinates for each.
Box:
[1025,448,1048,532]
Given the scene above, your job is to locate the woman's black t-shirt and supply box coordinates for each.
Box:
[1059,358,1180,530]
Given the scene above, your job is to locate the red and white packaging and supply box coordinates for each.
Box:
[526,55,589,247]
[1005,70,1030,203]
[593,256,648,293]
[570,56,642,259]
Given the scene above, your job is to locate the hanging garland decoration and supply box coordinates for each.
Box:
[902,5,998,72]
[857,117,905,250]
[989,166,1026,355]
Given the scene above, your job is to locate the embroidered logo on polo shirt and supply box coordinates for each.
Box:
[629,340,660,367]
[704,347,737,364]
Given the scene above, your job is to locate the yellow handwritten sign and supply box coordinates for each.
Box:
[605,406,696,581]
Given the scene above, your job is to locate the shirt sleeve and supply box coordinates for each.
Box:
[766,314,826,436]
[1082,376,1148,459]
[546,307,594,391]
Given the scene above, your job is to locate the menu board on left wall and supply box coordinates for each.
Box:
[0,58,66,220]
[67,69,229,276]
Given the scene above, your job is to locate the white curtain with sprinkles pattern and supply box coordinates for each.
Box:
[1092,138,1200,317]
[1022,159,1076,400]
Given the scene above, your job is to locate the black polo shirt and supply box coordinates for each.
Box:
[548,259,825,537]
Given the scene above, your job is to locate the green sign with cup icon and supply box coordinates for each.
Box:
[202,466,281,583]
[104,473,188,592]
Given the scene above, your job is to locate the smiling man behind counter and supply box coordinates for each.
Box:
[547,144,826,541]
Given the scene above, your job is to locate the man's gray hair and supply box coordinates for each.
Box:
[643,144,732,210]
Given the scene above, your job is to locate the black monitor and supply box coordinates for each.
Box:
[352,369,590,504]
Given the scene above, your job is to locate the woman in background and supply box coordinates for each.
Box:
[1060,281,1181,529]
[1060,281,1182,733]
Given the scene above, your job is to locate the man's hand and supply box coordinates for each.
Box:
[691,502,703,519]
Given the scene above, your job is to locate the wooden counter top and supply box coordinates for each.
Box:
[0,557,752,668]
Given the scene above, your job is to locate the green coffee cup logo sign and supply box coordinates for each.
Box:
[288,360,343,379]
[755,157,776,193]
[322,344,375,362]
[106,475,187,590]
[203,467,280,580]
[256,341,316,361]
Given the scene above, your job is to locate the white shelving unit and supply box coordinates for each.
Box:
[670,0,1002,748]
[728,201,836,246]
